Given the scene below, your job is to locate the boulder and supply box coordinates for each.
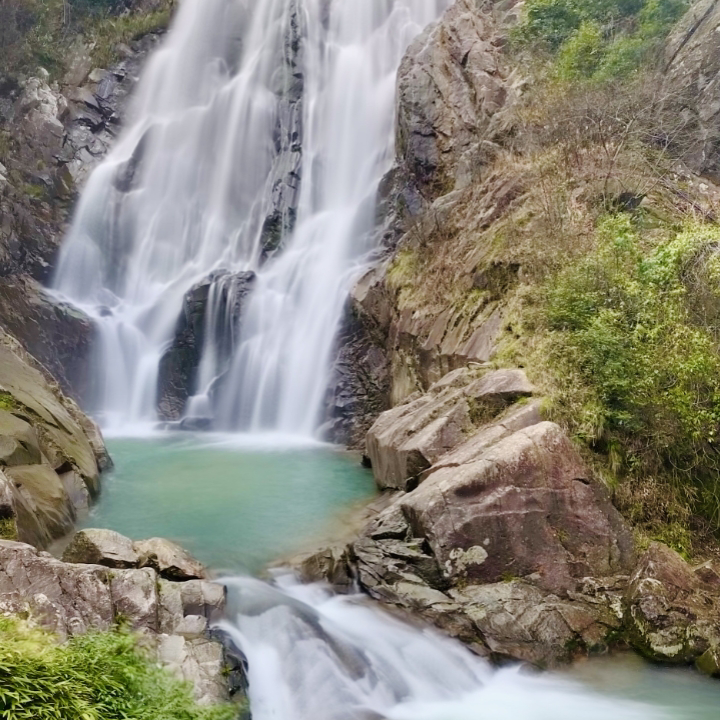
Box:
[62,528,139,568]
[366,368,534,490]
[180,580,226,623]
[624,542,720,665]
[402,422,635,592]
[109,567,158,631]
[0,409,42,466]
[135,537,206,580]
[0,539,113,640]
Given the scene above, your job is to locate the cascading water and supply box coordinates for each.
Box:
[218,575,664,720]
[53,0,446,434]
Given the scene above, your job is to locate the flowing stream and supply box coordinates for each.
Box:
[51,0,720,717]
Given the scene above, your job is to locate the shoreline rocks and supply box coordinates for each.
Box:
[0,531,245,707]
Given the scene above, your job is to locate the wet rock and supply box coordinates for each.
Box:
[135,537,206,580]
[180,579,226,623]
[62,528,139,568]
[624,542,720,664]
[298,545,354,593]
[157,270,256,421]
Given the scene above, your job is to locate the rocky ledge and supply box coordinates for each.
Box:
[300,365,720,676]
[0,528,246,708]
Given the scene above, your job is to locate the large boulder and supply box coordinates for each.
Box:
[135,537,206,580]
[62,528,139,568]
[624,542,720,667]
[402,421,635,592]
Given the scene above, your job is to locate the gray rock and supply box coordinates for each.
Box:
[109,567,158,631]
[180,580,226,623]
[0,540,112,640]
[365,368,535,490]
[63,528,139,568]
[624,542,720,665]
[134,537,206,580]
[158,577,185,634]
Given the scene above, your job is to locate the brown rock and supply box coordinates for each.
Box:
[401,422,635,593]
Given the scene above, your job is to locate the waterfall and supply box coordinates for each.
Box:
[53,0,446,434]
[218,576,663,720]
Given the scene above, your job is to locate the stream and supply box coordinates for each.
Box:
[85,435,720,720]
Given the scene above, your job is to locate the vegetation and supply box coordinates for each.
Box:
[0,0,172,79]
[0,616,236,720]
[514,0,688,79]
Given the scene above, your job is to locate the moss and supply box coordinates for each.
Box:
[0,393,18,412]
[0,517,18,541]
[22,183,45,200]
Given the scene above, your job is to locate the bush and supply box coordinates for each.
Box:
[0,617,237,720]
[539,215,720,526]
[515,0,689,79]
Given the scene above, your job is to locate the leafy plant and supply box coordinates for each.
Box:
[0,617,237,720]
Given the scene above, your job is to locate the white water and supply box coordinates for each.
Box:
[219,575,666,720]
[53,0,445,434]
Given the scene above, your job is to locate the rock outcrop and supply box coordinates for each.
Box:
[0,329,108,549]
[157,270,256,421]
[0,535,243,707]
[0,34,161,404]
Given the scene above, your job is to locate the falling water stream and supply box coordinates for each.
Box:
[53,0,443,433]
[50,0,720,717]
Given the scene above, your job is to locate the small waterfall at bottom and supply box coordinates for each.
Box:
[218,576,663,720]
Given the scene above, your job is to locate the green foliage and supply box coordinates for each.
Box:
[515,0,688,79]
[0,617,237,720]
[0,393,18,411]
[540,215,720,526]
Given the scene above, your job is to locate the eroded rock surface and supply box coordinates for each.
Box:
[0,537,241,706]
[0,329,107,548]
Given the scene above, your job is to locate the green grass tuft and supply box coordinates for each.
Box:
[0,616,237,720]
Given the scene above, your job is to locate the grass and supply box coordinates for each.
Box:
[0,0,172,80]
[0,616,237,720]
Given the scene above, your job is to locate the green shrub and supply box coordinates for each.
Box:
[0,617,237,720]
[539,215,720,525]
[515,0,688,79]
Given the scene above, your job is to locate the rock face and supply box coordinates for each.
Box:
[0,329,108,549]
[665,0,720,181]
[157,270,256,421]
[0,536,243,707]
[0,35,161,405]
[366,368,534,490]
[396,0,518,205]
